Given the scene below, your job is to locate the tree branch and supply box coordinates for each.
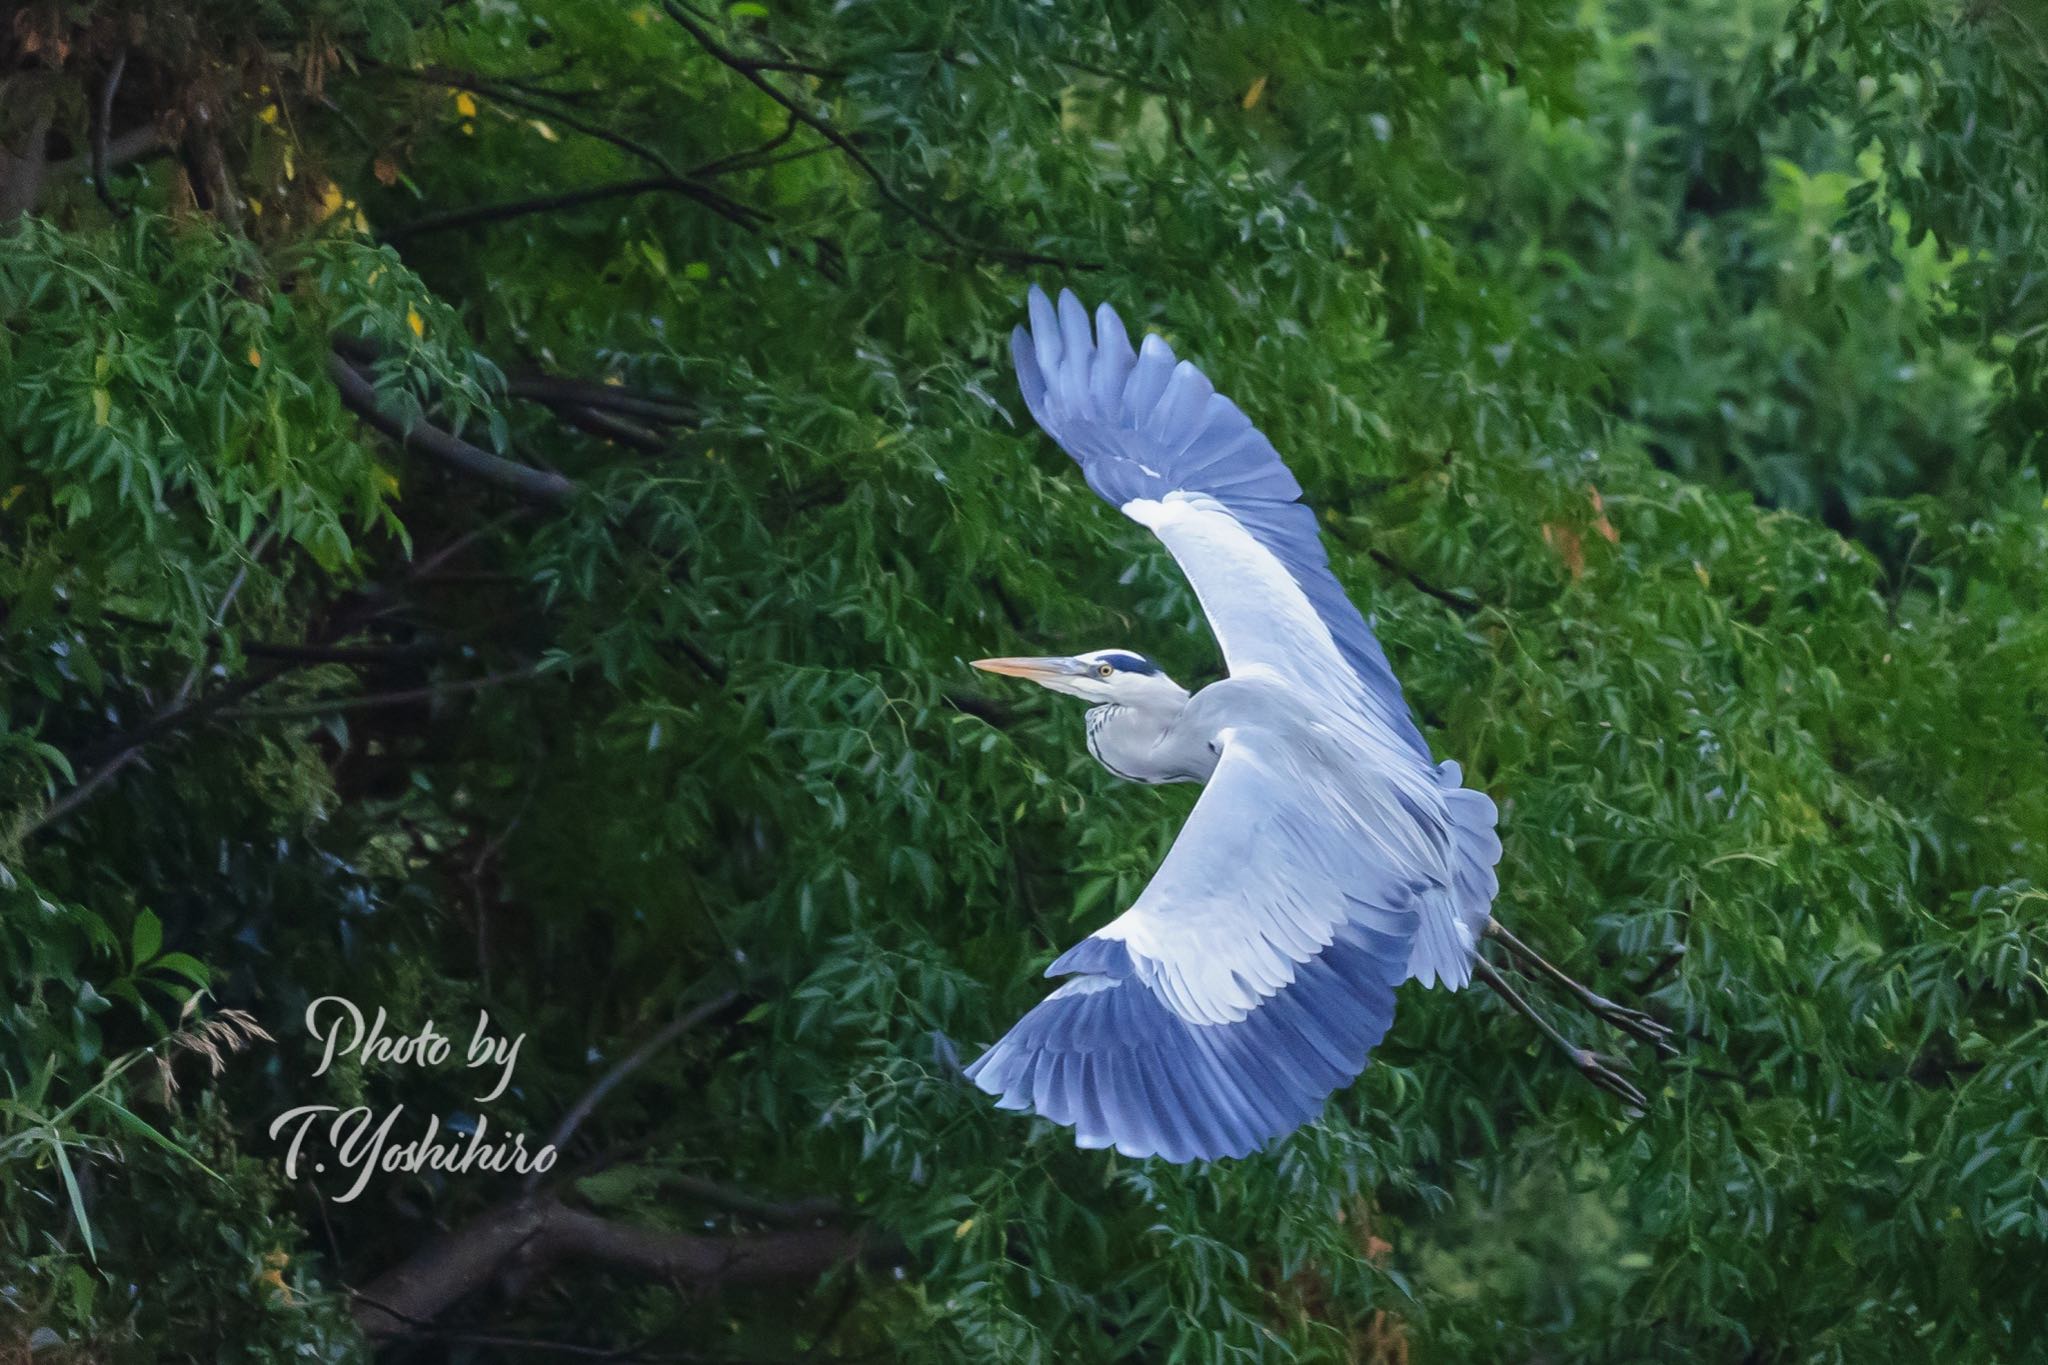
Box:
[1367,548,1483,616]
[90,50,131,217]
[394,64,684,178]
[382,174,767,244]
[657,1173,841,1229]
[327,351,579,506]
[534,990,741,1188]
[506,372,694,425]
[49,125,164,182]
[659,1,1087,270]
[213,665,543,722]
[351,1195,899,1341]
[20,529,276,840]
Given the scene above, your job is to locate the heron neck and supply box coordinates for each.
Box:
[1085,691,1210,785]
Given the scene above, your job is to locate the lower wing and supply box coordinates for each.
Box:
[967,729,1445,1161]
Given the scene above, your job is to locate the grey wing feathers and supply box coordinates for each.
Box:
[1010,285,1430,761]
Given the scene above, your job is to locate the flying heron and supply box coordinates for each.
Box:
[965,287,1671,1163]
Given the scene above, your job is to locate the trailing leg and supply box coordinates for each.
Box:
[1471,958,1647,1109]
[1485,918,1677,1057]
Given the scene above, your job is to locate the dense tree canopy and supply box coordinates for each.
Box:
[3,0,2046,1360]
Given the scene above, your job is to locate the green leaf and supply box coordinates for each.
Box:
[150,952,211,988]
[129,909,162,967]
[89,1093,224,1182]
[51,1140,96,1265]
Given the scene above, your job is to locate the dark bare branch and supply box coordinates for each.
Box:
[1367,548,1483,616]
[214,665,544,722]
[90,50,131,217]
[382,174,767,243]
[506,373,693,424]
[327,351,580,506]
[659,1,1088,270]
[351,1195,899,1340]
[535,991,741,1187]
[393,64,683,178]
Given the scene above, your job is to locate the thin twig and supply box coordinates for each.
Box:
[396,64,682,177]
[23,527,275,839]
[238,639,444,665]
[214,665,543,722]
[686,112,800,177]
[507,373,693,424]
[659,1,1087,270]
[383,175,767,243]
[1368,548,1483,616]
[534,991,740,1190]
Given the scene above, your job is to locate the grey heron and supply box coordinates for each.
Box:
[964,287,1670,1163]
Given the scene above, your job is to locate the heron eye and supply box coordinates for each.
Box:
[1097,663,1114,678]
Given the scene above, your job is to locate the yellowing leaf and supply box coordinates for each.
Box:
[953,1218,975,1240]
[629,5,655,23]
[254,1249,293,1302]
[406,308,425,339]
[453,90,478,117]
[258,104,280,126]
[461,121,476,137]
[92,388,110,427]
[317,181,345,221]
[3,485,26,510]
[377,467,401,496]
[529,119,559,142]
[1241,75,1268,109]
[1588,485,1619,543]
[247,347,263,368]
[1541,522,1584,580]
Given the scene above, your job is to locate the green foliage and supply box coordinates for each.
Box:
[2,0,2045,1360]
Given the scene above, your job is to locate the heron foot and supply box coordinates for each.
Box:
[1471,958,1647,1111]
[1571,1047,1648,1109]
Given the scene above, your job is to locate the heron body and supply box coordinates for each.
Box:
[965,288,1506,1163]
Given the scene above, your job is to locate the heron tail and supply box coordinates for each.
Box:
[1417,759,1502,990]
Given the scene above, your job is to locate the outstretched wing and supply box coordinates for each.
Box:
[1011,286,1430,762]
[965,726,1439,1162]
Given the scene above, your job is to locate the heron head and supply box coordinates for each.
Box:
[971,649,1184,704]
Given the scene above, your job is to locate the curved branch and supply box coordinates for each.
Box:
[352,1195,900,1341]
[91,50,131,217]
[658,1,1088,270]
[382,174,766,244]
[535,991,740,1188]
[327,352,579,506]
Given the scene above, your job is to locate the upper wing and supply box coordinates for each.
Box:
[1011,286,1430,761]
[965,725,1444,1162]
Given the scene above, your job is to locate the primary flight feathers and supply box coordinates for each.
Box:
[1008,286,1431,760]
